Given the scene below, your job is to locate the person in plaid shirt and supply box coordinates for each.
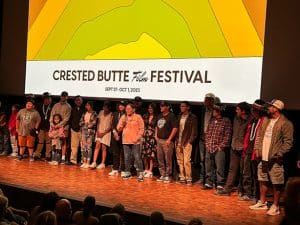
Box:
[202,103,232,190]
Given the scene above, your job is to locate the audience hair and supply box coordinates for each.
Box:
[34,210,57,225]
[150,211,165,225]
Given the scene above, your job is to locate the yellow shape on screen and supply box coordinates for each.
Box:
[85,33,171,59]
[210,0,263,56]
[27,0,70,60]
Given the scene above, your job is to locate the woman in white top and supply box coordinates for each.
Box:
[90,101,112,169]
[79,101,97,169]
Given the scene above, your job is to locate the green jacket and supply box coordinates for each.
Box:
[255,115,293,159]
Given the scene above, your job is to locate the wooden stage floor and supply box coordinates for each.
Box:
[0,157,282,225]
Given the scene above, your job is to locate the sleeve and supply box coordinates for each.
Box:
[79,113,85,128]
[188,115,198,144]
[117,115,126,131]
[171,113,179,129]
[137,115,145,140]
[57,105,71,128]
[48,126,54,138]
[221,119,232,149]
[278,120,294,156]
[88,112,98,129]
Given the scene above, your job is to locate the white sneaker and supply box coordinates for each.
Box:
[249,200,268,210]
[10,152,18,157]
[97,163,105,169]
[266,204,280,216]
[120,171,126,177]
[83,164,90,169]
[49,161,58,166]
[89,162,97,169]
[144,171,153,178]
[108,170,119,176]
[80,163,86,168]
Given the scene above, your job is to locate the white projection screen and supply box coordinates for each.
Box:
[25,0,267,103]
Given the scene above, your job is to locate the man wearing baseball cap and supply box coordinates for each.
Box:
[49,91,71,164]
[198,93,216,184]
[250,99,293,216]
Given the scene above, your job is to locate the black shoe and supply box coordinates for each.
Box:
[45,157,51,162]
[216,189,231,196]
[65,161,75,165]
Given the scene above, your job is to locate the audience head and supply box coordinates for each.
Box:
[118,101,126,112]
[267,99,284,116]
[150,211,165,225]
[160,101,171,113]
[100,213,122,225]
[111,203,125,218]
[125,102,136,116]
[103,101,112,113]
[60,91,69,102]
[283,177,300,225]
[204,93,215,109]
[180,101,190,114]
[251,99,266,118]
[40,191,60,212]
[147,103,157,116]
[12,104,21,113]
[83,195,96,218]
[52,114,63,125]
[55,198,72,223]
[74,95,83,106]
[0,195,8,216]
[35,210,57,225]
[134,96,143,108]
[85,101,94,112]
[236,102,251,117]
[187,217,203,225]
[26,98,35,110]
[212,103,225,118]
[42,92,52,105]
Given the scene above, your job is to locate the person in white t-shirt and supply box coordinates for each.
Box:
[250,99,293,216]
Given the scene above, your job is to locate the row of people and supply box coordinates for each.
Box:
[0,92,294,216]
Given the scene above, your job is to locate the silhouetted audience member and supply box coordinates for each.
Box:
[0,195,18,225]
[73,196,99,225]
[55,199,73,225]
[187,217,203,225]
[280,177,300,225]
[0,191,28,225]
[111,203,126,225]
[29,192,60,225]
[100,213,122,225]
[150,211,165,225]
[34,210,57,225]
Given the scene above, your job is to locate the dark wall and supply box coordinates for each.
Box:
[261,0,300,109]
[1,0,300,109]
[0,0,28,96]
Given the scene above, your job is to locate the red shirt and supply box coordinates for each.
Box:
[8,111,17,136]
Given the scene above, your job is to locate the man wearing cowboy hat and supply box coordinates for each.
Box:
[249,99,293,216]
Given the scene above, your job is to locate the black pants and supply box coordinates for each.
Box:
[224,149,242,192]
[110,137,124,171]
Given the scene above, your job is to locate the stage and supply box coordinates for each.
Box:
[0,157,282,225]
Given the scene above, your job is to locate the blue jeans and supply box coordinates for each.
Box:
[199,140,206,181]
[205,150,226,186]
[123,144,143,175]
[81,134,93,161]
